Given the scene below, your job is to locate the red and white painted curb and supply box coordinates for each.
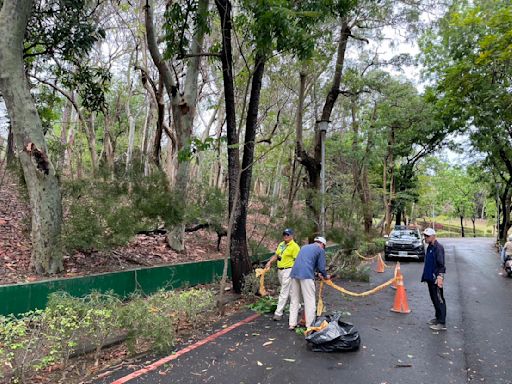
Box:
[111,312,261,383]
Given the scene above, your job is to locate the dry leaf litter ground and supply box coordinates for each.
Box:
[0,166,275,285]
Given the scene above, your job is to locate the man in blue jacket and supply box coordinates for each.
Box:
[421,228,447,331]
[288,236,330,330]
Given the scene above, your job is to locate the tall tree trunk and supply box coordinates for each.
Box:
[269,151,283,217]
[215,0,255,293]
[141,102,152,176]
[295,71,320,228]
[125,51,136,172]
[84,112,98,176]
[384,126,395,234]
[287,156,301,211]
[76,134,84,179]
[350,96,373,233]
[58,99,73,173]
[211,102,225,189]
[216,0,240,299]
[65,111,76,178]
[395,210,402,226]
[231,53,266,293]
[6,124,15,165]
[102,112,115,177]
[460,215,465,237]
[499,184,511,243]
[296,19,351,234]
[360,106,376,233]
[26,76,98,176]
[0,0,63,274]
[168,0,207,250]
[145,0,207,251]
[137,8,157,174]
[145,2,170,169]
[148,77,166,168]
[0,134,5,162]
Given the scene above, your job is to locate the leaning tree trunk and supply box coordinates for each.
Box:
[0,0,63,274]
[296,19,351,234]
[145,0,207,251]
[295,71,320,229]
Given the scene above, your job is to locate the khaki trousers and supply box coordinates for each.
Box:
[274,268,292,317]
[289,278,316,327]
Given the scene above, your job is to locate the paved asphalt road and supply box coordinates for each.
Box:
[94,237,512,384]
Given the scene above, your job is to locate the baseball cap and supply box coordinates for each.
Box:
[423,228,436,236]
[283,228,294,236]
[314,236,327,245]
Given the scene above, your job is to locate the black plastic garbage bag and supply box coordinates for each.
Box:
[305,313,360,352]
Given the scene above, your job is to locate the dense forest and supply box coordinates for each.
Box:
[0,0,511,292]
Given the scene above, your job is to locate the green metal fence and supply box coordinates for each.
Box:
[0,246,341,317]
[0,259,230,317]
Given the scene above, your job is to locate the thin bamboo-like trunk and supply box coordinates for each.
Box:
[125,52,136,172]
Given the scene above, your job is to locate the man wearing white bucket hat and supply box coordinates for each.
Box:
[288,236,330,330]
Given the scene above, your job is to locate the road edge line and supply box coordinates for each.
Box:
[111,312,261,384]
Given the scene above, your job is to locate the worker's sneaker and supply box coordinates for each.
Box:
[427,318,438,325]
[429,323,447,331]
[272,314,282,321]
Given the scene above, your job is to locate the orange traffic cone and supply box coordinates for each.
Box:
[376,253,386,273]
[391,262,401,289]
[390,274,411,314]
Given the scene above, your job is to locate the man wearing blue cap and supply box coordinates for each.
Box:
[265,228,300,321]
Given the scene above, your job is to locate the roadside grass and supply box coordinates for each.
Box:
[418,216,494,238]
[0,287,218,384]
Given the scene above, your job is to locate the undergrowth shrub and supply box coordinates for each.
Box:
[62,171,183,253]
[44,293,88,369]
[0,310,50,384]
[178,289,215,326]
[81,292,123,364]
[327,226,362,252]
[248,239,272,259]
[327,250,370,282]
[241,267,279,297]
[184,185,226,232]
[119,287,216,354]
[356,238,386,257]
[0,287,217,382]
[367,238,386,254]
[119,293,176,354]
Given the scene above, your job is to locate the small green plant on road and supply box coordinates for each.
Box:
[248,296,278,314]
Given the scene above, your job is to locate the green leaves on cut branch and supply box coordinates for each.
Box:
[248,296,278,314]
